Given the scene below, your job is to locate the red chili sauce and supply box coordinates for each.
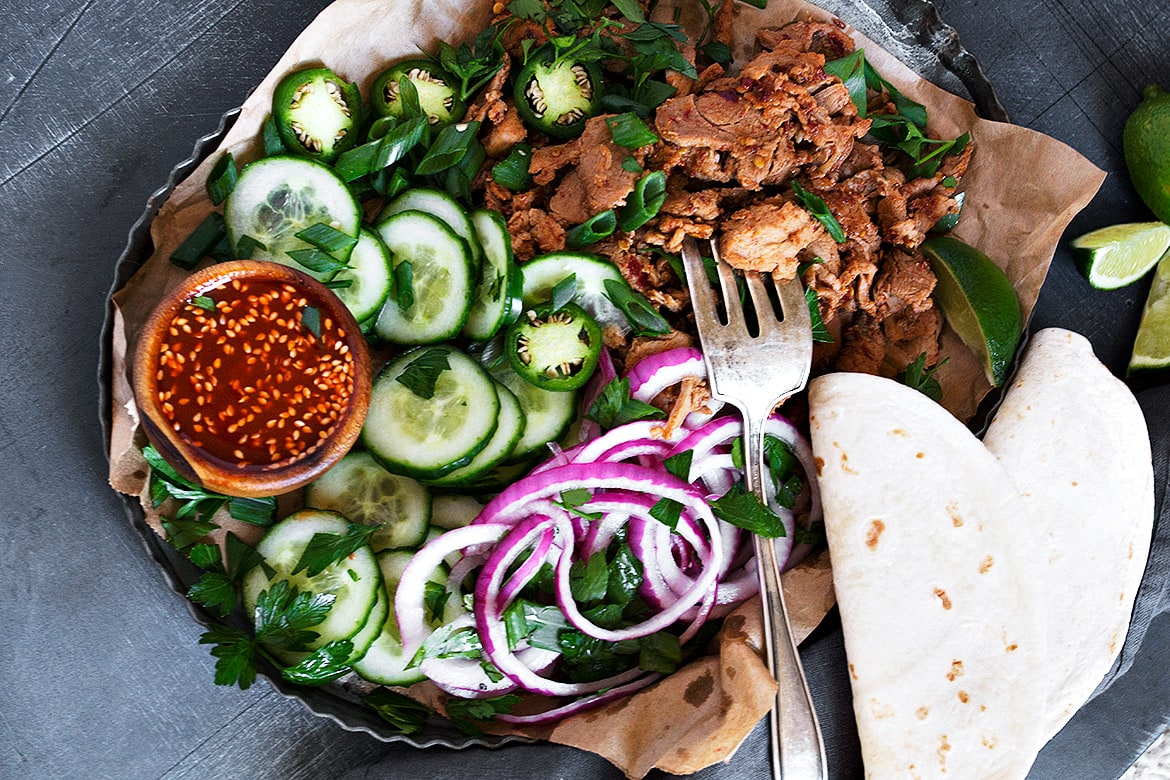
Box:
[152,276,356,468]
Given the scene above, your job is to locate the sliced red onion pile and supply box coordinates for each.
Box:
[394,347,822,723]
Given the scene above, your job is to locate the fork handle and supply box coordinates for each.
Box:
[744,414,828,780]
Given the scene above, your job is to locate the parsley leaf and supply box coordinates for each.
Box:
[433,24,506,102]
[188,571,238,617]
[569,550,610,604]
[281,640,354,685]
[897,353,949,402]
[791,181,846,243]
[638,631,682,674]
[291,523,377,578]
[491,143,533,190]
[424,581,451,624]
[608,542,644,606]
[605,112,659,149]
[445,694,521,736]
[363,689,431,734]
[805,287,833,344]
[252,579,335,652]
[663,450,694,481]
[199,624,257,689]
[649,497,683,530]
[586,376,665,430]
[395,347,452,400]
[710,483,788,538]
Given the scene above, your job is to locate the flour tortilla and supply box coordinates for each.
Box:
[982,327,1154,743]
[809,373,1048,779]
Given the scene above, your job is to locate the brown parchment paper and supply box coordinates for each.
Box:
[106,0,1105,776]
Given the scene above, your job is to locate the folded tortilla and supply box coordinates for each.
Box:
[809,373,1048,779]
[808,327,1154,778]
[982,328,1154,742]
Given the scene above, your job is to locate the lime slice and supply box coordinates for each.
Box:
[1129,252,1170,375]
[921,235,1023,387]
[1070,222,1170,290]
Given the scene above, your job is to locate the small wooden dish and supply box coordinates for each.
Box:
[133,260,371,498]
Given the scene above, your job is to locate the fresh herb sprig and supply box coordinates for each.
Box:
[199,580,351,690]
[144,445,276,548]
[824,48,970,178]
[432,24,507,102]
[897,353,949,402]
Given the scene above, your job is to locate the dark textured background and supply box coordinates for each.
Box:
[1,0,1167,777]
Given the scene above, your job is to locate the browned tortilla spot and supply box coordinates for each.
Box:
[1072,480,1078,487]
[814,456,824,476]
[840,451,857,473]
[1006,643,1019,652]
[891,428,908,436]
[946,501,963,527]
[958,690,969,703]
[983,736,997,749]
[866,520,885,550]
[915,452,924,459]
[946,660,963,682]
[684,672,715,707]
[938,734,952,771]
[915,706,929,720]
[978,556,994,574]
[849,663,858,680]
[934,587,952,610]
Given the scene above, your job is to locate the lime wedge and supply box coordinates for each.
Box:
[921,236,1023,387]
[1070,222,1170,290]
[1129,252,1170,375]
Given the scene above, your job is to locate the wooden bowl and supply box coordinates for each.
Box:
[132,260,371,498]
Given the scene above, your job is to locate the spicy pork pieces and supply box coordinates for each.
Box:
[479,19,969,379]
[650,21,970,376]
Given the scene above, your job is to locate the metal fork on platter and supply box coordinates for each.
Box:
[680,237,826,779]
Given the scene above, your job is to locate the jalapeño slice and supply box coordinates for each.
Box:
[272,67,362,163]
[372,58,465,126]
[505,301,603,391]
[513,47,604,139]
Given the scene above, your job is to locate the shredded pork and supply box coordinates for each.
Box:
[476,14,970,380]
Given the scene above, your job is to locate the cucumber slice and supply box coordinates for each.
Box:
[463,209,523,340]
[351,549,461,685]
[379,187,482,268]
[224,155,361,281]
[488,358,578,460]
[425,383,526,486]
[347,584,389,664]
[329,227,393,323]
[241,510,381,662]
[430,494,484,530]
[373,210,475,344]
[363,345,501,479]
[520,251,628,333]
[305,450,431,551]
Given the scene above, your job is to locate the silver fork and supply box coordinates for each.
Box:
[680,237,826,779]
